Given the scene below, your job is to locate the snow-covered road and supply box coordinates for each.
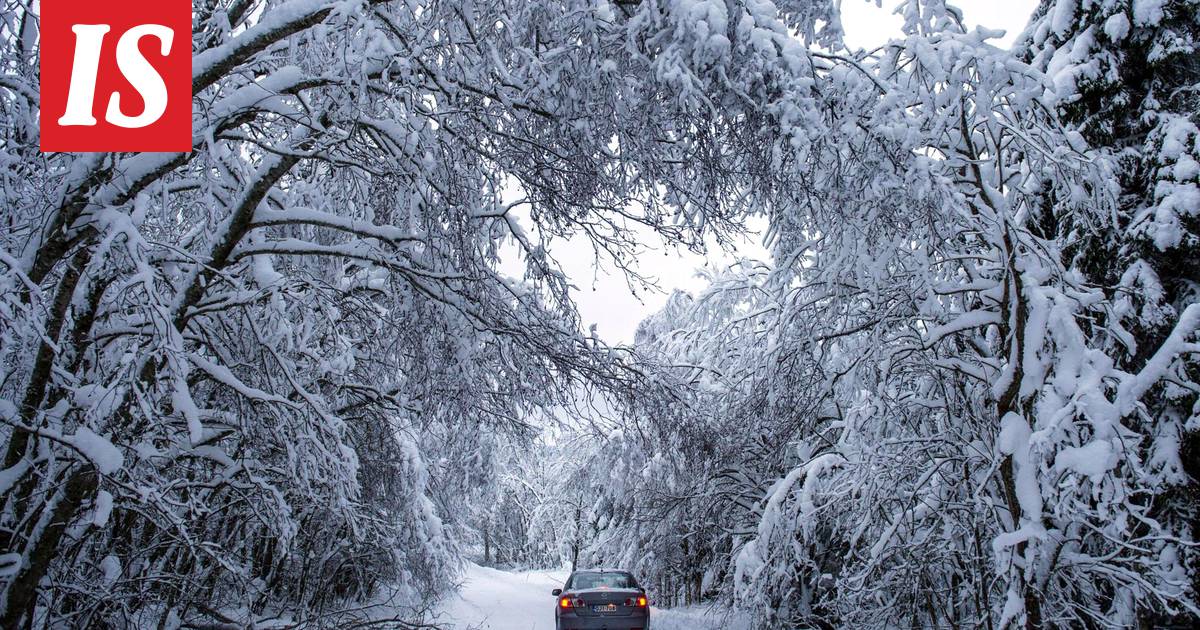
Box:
[435,564,748,630]
[436,564,566,630]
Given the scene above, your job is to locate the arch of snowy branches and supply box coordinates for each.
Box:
[1,1,1197,628]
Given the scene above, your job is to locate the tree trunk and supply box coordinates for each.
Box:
[1,467,98,628]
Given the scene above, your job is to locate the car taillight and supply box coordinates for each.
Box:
[638,596,648,606]
[560,597,571,608]
[625,596,649,607]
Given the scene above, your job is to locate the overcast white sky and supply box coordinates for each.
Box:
[512,0,1040,346]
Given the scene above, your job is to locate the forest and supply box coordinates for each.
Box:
[1,0,1198,628]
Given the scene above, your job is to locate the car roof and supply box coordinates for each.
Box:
[573,568,632,574]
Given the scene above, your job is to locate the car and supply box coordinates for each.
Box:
[552,568,650,630]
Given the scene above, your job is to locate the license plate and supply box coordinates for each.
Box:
[593,604,617,613]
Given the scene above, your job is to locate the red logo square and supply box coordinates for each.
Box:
[40,0,192,153]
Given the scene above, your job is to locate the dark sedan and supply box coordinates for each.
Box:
[552,569,650,630]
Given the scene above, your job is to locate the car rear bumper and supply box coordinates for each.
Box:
[556,614,649,630]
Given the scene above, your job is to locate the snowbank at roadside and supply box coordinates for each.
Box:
[651,603,752,630]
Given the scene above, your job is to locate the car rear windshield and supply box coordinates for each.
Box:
[569,572,637,590]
